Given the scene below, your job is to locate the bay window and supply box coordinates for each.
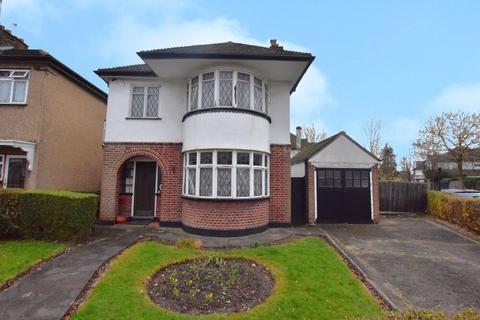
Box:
[183,150,269,199]
[0,69,29,104]
[186,69,268,113]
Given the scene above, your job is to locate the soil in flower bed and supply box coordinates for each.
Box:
[147,256,274,315]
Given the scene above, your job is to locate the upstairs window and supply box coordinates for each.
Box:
[0,69,29,104]
[130,86,160,118]
[187,69,267,113]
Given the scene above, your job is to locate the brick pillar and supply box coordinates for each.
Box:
[372,164,380,223]
[99,144,117,221]
[306,162,316,225]
[269,144,291,225]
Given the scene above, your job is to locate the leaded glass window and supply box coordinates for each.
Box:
[200,152,212,164]
[254,77,263,111]
[131,87,144,117]
[130,86,159,117]
[199,168,213,196]
[202,72,215,108]
[188,168,196,195]
[146,87,159,117]
[254,169,262,196]
[237,152,250,165]
[190,76,198,110]
[236,168,250,197]
[237,72,250,109]
[253,153,262,166]
[219,71,233,106]
[217,152,232,165]
[217,168,231,196]
[188,152,197,165]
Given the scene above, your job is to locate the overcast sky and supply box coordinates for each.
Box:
[2,0,479,160]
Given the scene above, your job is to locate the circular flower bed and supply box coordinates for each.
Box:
[147,256,274,315]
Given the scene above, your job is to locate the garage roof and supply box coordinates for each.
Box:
[291,131,381,164]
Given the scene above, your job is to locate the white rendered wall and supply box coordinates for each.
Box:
[104,78,185,143]
[183,112,270,153]
[309,135,380,168]
[291,162,305,177]
[104,77,291,146]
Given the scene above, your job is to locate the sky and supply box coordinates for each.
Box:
[2,0,480,161]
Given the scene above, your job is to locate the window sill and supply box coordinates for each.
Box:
[0,103,27,107]
[125,117,162,120]
[182,195,270,202]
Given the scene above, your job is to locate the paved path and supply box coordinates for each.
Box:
[0,225,322,320]
[322,216,480,313]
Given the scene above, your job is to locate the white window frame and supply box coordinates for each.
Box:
[183,150,269,199]
[0,69,30,104]
[3,155,27,188]
[0,155,4,180]
[186,68,267,114]
[129,85,161,118]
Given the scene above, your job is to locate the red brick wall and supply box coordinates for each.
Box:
[118,194,132,216]
[182,198,269,230]
[99,143,183,222]
[269,144,291,224]
[372,165,380,223]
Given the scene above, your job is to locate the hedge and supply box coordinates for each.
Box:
[0,189,99,242]
[427,191,480,234]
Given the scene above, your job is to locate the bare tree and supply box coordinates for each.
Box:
[303,121,327,143]
[364,119,382,157]
[399,155,414,182]
[414,111,480,188]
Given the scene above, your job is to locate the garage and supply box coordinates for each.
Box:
[316,168,372,223]
[291,131,381,224]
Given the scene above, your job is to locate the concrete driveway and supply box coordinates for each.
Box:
[322,216,480,312]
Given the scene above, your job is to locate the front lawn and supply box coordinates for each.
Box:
[0,241,65,287]
[72,237,383,320]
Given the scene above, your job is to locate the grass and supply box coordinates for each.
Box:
[72,237,383,320]
[0,240,65,286]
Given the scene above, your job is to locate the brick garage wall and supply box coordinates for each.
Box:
[182,198,269,231]
[100,143,182,222]
[372,165,380,223]
[269,144,291,224]
[306,162,316,224]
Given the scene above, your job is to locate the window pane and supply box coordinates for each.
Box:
[254,169,262,196]
[361,178,369,188]
[236,168,250,197]
[0,81,11,102]
[201,72,215,108]
[121,161,134,193]
[199,168,212,196]
[264,155,268,167]
[132,87,144,93]
[217,151,232,165]
[12,80,27,103]
[353,178,361,188]
[318,170,326,178]
[146,87,159,117]
[190,77,198,110]
[237,72,250,109]
[237,152,250,165]
[345,179,353,188]
[253,153,262,166]
[219,71,233,106]
[345,171,352,179]
[188,152,197,165]
[0,71,10,77]
[264,84,268,114]
[200,152,212,164]
[188,168,196,195]
[217,168,231,196]
[264,170,268,195]
[131,93,144,117]
[254,77,263,111]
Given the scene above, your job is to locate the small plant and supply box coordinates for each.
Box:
[204,292,214,302]
[175,239,203,249]
[205,255,225,267]
[249,241,260,248]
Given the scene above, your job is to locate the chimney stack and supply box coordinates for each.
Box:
[270,39,283,50]
[296,126,302,149]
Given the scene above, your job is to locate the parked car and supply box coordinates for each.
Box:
[441,189,480,198]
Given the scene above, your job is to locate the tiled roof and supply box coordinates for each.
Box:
[95,63,155,77]
[138,41,313,61]
[0,49,106,101]
[291,131,381,164]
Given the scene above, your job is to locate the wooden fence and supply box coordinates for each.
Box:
[380,181,428,213]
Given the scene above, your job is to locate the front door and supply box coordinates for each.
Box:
[6,157,27,188]
[133,161,156,217]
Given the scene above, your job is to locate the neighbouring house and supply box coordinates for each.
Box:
[96,40,314,235]
[291,131,381,225]
[290,126,313,157]
[0,26,107,190]
[437,149,480,177]
[413,161,426,183]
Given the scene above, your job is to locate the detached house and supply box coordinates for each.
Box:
[96,40,314,235]
[0,26,107,190]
